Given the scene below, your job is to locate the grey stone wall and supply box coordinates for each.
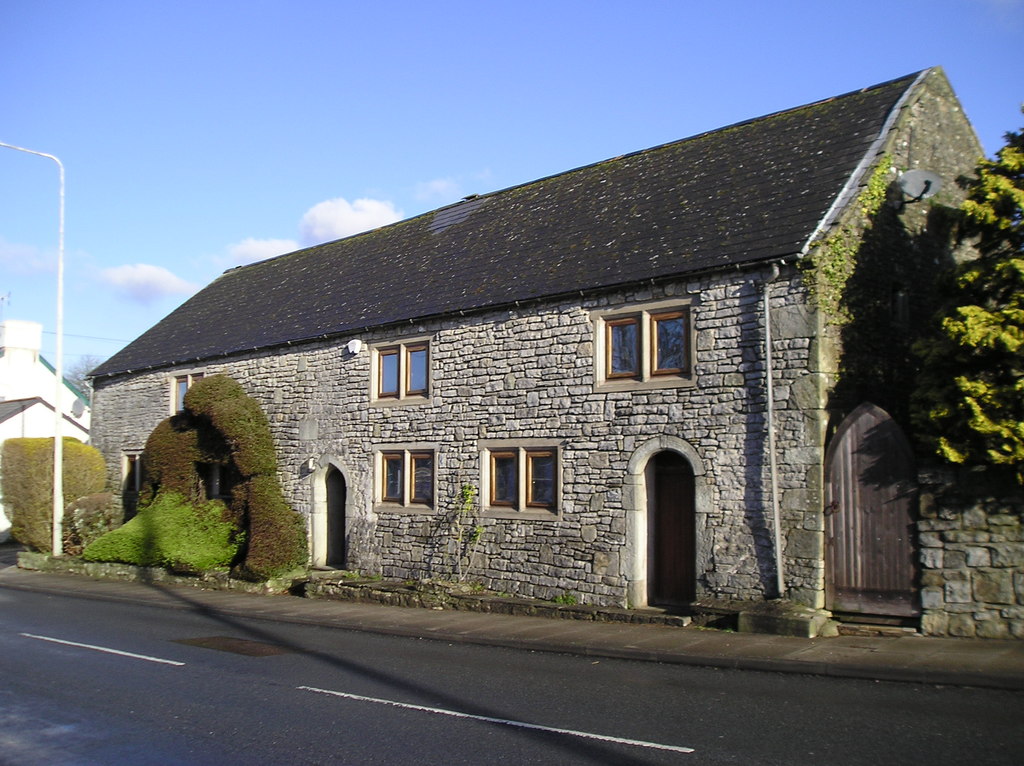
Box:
[92,264,823,609]
[918,468,1024,639]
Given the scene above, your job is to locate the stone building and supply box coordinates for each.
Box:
[90,68,1001,632]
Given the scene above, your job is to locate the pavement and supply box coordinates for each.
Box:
[2,542,1023,691]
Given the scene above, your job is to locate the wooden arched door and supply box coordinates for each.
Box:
[825,403,919,618]
[648,451,696,605]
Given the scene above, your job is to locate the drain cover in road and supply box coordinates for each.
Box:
[174,635,291,656]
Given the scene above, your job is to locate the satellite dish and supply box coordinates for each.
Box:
[898,169,943,202]
[72,398,85,418]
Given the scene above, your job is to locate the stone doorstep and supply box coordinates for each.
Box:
[836,623,920,638]
[737,600,838,639]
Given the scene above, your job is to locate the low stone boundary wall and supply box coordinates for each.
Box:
[16,551,298,595]
[304,575,694,626]
[918,469,1024,639]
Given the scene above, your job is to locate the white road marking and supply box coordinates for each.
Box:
[298,685,695,754]
[19,633,185,666]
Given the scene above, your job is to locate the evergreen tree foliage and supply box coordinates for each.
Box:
[913,117,1024,482]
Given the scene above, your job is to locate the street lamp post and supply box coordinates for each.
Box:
[1,140,66,556]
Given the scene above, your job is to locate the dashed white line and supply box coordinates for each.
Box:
[298,685,695,754]
[19,633,185,666]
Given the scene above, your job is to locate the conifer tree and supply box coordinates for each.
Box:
[913,115,1024,482]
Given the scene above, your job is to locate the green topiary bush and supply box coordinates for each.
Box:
[1,437,107,553]
[233,474,308,581]
[87,373,307,580]
[138,417,205,505]
[83,491,243,573]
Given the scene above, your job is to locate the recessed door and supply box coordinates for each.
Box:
[325,466,347,569]
[648,451,696,605]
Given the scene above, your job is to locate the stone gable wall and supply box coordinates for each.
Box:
[92,265,824,608]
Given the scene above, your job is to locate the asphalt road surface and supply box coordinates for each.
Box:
[0,585,1020,765]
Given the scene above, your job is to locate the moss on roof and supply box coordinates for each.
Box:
[94,71,924,378]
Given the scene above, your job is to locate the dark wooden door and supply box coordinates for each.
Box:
[649,451,696,605]
[825,403,919,617]
[326,466,347,568]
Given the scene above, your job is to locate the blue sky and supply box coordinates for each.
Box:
[2,0,1022,373]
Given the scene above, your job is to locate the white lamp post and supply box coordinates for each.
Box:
[1,141,66,556]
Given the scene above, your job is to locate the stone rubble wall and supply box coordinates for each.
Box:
[91,266,824,609]
[918,468,1024,639]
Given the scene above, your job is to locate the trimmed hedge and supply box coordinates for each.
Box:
[1,437,106,553]
[83,492,242,573]
[88,374,307,580]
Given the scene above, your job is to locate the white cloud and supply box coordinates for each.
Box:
[415,177,461,202]
[100,264,198,304]
[299,197,403,245]
[225,237,299,266]
[0,237,52,274]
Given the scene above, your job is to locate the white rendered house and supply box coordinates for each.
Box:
[0,319,91,541]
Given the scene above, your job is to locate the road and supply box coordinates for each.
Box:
[0,585,1020,765]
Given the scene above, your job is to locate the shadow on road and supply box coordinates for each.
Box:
[139,577,665,765]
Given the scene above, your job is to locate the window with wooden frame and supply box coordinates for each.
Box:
[483,445,560,515]
[171,372,205,413]
[606,316,640,379]
[650,310,688,376]
[489,451,518,507]
[377,449,435,508]
[382,452,404,501]
[593,301,693,390]
[372,339,431,403]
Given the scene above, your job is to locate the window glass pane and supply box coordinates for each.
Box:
[608,320,639,376]
[383,455,403,501]
[176,377,189,412]
[407,347,427,394]
[654,314,686,372]
[528,452,556,506]
[412,453,433,503]
[379,350,399,396]
[491,454,517,505]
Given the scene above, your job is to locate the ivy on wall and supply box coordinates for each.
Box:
[800,156,893,325]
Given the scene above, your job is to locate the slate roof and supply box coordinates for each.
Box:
[93,70,926,379]
[0,397,45,424]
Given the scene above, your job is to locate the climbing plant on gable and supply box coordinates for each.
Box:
[800,156,892,325]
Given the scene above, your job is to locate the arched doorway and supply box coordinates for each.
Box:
[647,451,697,605]
[325,465,347,569]
[625,436,706,608]
[825,402,919,619]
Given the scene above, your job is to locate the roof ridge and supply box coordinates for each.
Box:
[797,68,932,254]
[93,70,939,379]
[220,70,929,278]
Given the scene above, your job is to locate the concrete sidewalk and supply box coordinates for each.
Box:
[1,553,1022,691]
